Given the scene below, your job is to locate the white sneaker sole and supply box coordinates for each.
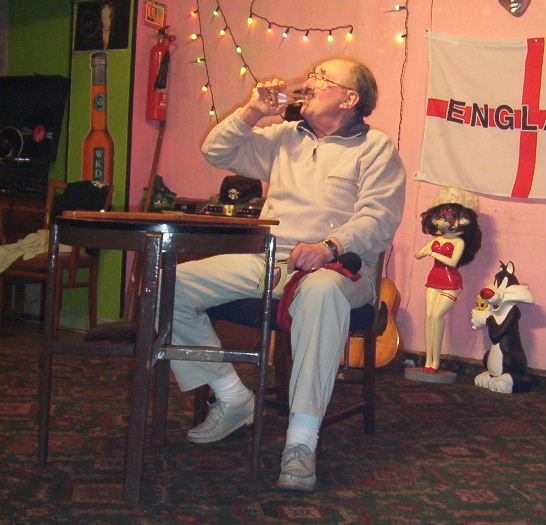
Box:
[186,413,254,444]
[276,474,316,492]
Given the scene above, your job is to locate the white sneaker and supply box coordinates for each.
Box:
[186,393,254,444]
[276,443,316,492]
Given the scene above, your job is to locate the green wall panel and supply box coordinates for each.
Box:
[7,0,136,325]
[64,1,135,323]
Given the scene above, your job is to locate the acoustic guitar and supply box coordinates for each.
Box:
[345,277,402,368]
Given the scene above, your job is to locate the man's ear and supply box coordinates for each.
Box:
[340,91,359,110]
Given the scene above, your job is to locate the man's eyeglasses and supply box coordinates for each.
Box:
[306,71,354,91]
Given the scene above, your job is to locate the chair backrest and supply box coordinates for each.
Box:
[0,181,113,245]
[44,180,113,230]
[45,181,113,283]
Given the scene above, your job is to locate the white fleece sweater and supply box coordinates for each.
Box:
[202,110,406,277]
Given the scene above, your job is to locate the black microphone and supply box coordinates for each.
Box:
[337,252,362,274]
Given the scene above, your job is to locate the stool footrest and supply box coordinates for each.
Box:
[163,345,260,364]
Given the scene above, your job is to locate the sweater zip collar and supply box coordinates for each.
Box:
[296,114,369,140]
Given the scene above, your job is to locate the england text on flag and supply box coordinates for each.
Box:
[417,33,545,199]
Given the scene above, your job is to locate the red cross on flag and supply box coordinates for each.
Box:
[418,32,545,199]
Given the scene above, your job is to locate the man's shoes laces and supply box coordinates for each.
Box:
[186,393,254,444]
[276,443,316,492]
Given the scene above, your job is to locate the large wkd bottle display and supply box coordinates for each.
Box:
[82,52,114,184]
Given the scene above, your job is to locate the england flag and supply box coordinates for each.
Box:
[418,32,545,199]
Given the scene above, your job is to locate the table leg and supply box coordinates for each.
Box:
[251,234,276,479]
[37,222,60,466]
[124,233,162,502]
[152,252,177,446]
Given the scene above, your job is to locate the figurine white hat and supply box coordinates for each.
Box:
[435,186,479,212]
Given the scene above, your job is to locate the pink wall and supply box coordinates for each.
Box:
[131,0,545,371]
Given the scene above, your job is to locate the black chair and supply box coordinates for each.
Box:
[206,251,386,437]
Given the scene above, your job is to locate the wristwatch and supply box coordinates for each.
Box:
[321,239,339,262]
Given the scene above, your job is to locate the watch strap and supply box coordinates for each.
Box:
[321,239,339,261]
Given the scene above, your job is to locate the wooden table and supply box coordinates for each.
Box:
[38,211,277,501]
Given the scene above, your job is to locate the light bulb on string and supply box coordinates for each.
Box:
[212,6,220,16]
[235,46,242,54]
[302,30,309,41]
[240,65,247,76]
[345,28,353,41]
[282,27,290,39]
[209,106,216,116]
[201,83,209,93]
[266,23,273,34]
[189,33,200,40]
[194,56,205,63]
[190,8,198,17]
[247,16,254,26]
[396,33,407,43]
[327,31,334,43]
[219,26,227,36]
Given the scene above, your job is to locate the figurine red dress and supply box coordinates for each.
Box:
[425,241,463,290]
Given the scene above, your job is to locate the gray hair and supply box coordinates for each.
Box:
[350,63,378,117]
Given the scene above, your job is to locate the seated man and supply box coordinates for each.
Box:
[171,58,406,492]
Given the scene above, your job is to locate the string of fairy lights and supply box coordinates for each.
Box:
[191,0,260,120]
[248,0,354,43]
[188,2,408,124]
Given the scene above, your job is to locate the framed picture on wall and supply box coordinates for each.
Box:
[73,0,131,51]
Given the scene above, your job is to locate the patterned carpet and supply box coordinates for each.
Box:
[0,318,544,525]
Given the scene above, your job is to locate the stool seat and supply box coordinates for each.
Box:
[207,298,376,333]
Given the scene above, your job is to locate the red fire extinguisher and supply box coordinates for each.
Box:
[146,27,176,121]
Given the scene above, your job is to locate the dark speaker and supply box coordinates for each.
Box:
[0,75,69,196]
[0,75,69,162]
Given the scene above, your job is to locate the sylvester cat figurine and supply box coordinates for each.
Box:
[471,261,534,393]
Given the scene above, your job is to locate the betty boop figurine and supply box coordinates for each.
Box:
[415,187,482,373]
